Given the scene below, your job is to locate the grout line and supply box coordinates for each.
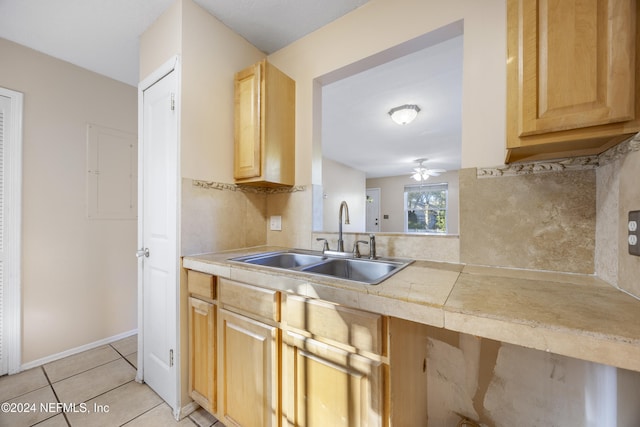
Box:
[51,360,139,414]
[187,407,221,427]
[0,383,50,403]
[44,346,123,383]
[47,358,125,384]
[109,343,137,371]
[118,401,166,426]
[40,366,71,426]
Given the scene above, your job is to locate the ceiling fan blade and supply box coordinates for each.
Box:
[426,168,446,176]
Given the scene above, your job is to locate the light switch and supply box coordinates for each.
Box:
[270,215,282,231]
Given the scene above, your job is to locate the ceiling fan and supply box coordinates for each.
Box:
[411,158,446,181]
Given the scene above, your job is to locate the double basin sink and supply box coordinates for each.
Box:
[230,250,412,285]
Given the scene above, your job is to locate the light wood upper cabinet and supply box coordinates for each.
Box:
[234,60,295,186]
[506,0,640,162]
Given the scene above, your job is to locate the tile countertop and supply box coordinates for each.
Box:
[182,246,640,373]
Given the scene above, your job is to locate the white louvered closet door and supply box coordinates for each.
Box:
[0,88,23,376]
[0,94,8,375]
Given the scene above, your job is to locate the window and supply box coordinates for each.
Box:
[404,183,448,233]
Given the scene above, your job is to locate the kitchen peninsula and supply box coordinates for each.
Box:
[184,246,640,374]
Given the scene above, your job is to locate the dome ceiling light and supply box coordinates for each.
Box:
[388,104,421,125]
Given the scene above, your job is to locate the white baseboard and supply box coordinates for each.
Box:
[20,329,138,371]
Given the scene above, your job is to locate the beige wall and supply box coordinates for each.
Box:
[140,0,264,184]
[367,171,460,234]
[321,158,366,232]
[138,0,182,82]
[179,0,264,183]
[0,38,138,364]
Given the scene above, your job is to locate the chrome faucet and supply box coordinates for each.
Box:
[353,240,368,258]
[368,234,376,259]
[337,201,350,252]
[316,238,330,253]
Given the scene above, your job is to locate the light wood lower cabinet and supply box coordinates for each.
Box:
[282,331,383,427]
[186,271,430,427]
[218,308,279,427]
[216,278,280,427]
[188,296,216,414]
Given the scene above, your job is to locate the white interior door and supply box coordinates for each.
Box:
[0,88,22,376]
[139,67,179,409]
[366,188,381,232]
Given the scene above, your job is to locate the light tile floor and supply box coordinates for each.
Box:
[0,335,222,427]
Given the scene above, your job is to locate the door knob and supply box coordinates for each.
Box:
[136,248,150,258]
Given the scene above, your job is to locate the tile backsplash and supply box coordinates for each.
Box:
[180,134,640,298]
[596,135,640,298]
[459,167,596,274]
[181,178,267,256]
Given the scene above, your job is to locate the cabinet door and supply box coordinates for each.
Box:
[218,308,279,427]
[283,333,383,427]
[188,297,216,414]
[234,61,262,180]
[512,0,636,137]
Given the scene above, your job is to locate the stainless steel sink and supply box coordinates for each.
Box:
[231,251,326,268]
[300,257,404,285]
[230,250,412,285]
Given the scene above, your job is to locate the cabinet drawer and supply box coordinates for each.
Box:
[187,270,216,299]
[284,295,386,356]
[218,278,280,322]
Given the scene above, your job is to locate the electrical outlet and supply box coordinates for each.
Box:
[629,211,640,256]
[270,215,282,231]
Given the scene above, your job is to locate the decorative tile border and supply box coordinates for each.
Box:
[477,132,640,178]
[598,132,640,166]
[477,156,599,178]
[192,179,306,194]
